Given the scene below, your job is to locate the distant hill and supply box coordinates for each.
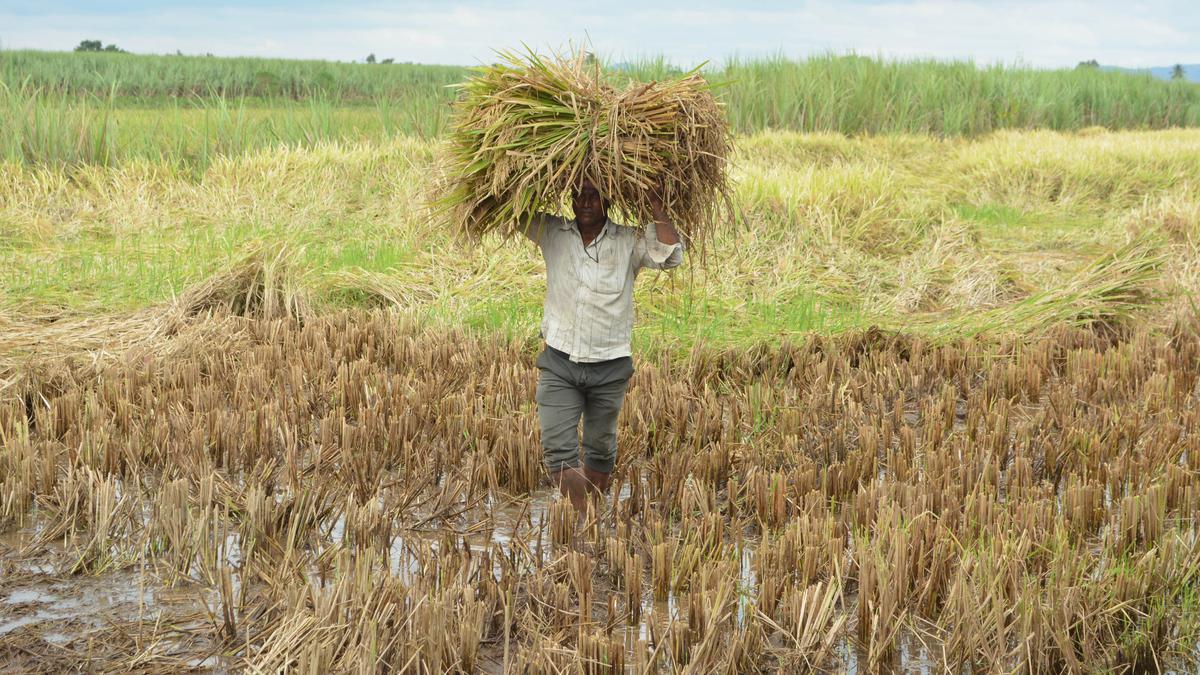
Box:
[1102,64,1200,82]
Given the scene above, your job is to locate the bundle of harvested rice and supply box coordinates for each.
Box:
[0,245,310,401]
[436,48,733,248]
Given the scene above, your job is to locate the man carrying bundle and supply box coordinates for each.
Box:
[522,177,683,515]
[438,49,730,514]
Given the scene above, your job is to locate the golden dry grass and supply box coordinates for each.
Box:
[2,291,1200,671]
[2,126,1200,671]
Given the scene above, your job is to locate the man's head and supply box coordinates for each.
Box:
[572,177,609,230]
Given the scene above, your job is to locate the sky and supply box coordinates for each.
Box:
[2,0,1198,69]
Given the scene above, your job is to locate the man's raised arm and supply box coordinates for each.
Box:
[638,190,684,270]
[518,212,557,246]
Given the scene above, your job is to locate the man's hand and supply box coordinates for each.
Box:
[648,188,666,217]
[648,184,680,246]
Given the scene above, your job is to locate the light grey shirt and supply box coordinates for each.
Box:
[522,213,684,362]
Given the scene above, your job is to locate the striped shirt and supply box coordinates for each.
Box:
[522,213,684,362]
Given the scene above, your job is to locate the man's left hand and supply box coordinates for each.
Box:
[648,186,666,215]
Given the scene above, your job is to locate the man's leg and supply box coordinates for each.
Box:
[535,354,588,513]
[580,357,634,498]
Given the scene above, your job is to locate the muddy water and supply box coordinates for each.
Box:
[278,486,954,673]
[7,478,1193,673]
[0,530,229,671]
[1,490,943,673]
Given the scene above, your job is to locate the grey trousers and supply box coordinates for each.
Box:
[535,346,634,474]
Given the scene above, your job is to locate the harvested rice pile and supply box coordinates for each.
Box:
[437,49,733,246]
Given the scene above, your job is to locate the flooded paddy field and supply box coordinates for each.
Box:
[3,310,1200,672]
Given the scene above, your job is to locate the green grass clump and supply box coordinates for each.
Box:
[0,83,447,170]
[720,54,1200,135]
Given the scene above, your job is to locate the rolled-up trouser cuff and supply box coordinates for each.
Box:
[544,450,581,474]
[582,455,615,474]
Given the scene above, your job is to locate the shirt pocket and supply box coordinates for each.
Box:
[590,249,628,295]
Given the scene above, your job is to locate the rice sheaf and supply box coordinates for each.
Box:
[436,48,735,251]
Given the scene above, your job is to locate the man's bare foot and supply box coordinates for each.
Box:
[582,465,612,494]
[582,465,613,517]
[549,467,590,515]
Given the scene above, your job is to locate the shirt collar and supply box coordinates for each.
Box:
[568,217,612,244]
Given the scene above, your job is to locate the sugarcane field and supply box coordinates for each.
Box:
[4,14,1200,675]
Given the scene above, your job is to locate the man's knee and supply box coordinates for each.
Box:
[581,410,618,463]
[581,396,624,474]
[539,404,583,473]
[536,365,587,474]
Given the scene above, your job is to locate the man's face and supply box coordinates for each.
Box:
[572,178,607,228]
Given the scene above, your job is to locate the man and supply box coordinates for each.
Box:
[521,177,683,515]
